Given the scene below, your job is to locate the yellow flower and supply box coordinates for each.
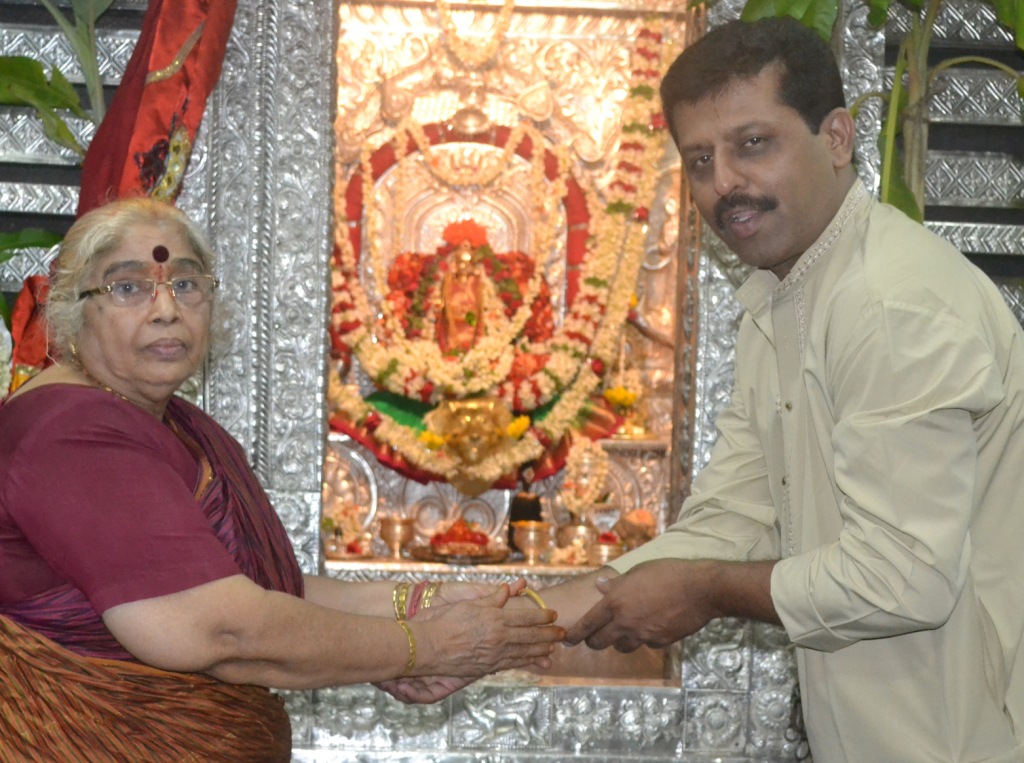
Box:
[418,430,447,450]
[507,415,531,440]
[629,293,638,309]
[603,386,638,410]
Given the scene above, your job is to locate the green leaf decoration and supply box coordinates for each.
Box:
[0,294,10,330]
[365,391,435,431]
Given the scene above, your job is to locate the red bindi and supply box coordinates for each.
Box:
[152,245,169,263]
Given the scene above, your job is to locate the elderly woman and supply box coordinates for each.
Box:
[0,198,562,761]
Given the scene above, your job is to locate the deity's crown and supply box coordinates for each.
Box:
[442,219,489,249]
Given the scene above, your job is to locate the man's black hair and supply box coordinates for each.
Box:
[660,17,847,143]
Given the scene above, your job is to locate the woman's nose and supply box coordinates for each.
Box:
[148,282,182,320]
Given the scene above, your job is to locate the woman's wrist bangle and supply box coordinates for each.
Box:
[397,619,417,677]
[421,581,442,610]
[407,580,430,619]
[392,582,411,621]
[517,587,547,610]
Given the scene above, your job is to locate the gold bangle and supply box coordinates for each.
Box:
[421,581,442,610]
[397,619,416,677]
[392,582,411,621]
[518,587,547,610]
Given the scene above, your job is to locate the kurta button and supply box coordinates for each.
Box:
[781,476,788,487]
[784,401,793,411]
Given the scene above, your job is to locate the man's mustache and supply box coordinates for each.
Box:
[714,194,779,230]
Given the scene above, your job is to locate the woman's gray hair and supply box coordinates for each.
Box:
[46,197,218,363]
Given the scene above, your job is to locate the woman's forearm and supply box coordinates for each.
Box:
[103,574,560,690]
[506,569,615,628]
[302,574,398,617]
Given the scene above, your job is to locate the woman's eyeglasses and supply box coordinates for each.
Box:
[79,275,219,308]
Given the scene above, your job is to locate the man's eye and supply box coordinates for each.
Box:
[688,155,712,174]
[744,136,766,148]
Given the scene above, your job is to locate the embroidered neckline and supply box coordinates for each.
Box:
[773,181,867,295]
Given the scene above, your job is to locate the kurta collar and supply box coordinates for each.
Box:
[735,180,868,318]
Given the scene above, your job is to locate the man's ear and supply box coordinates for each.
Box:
[821,108,856,169]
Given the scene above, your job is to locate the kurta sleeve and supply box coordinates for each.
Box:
[772,301,1004,651]
[610,318,781,573]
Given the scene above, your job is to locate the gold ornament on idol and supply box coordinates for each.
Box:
[436,0,516,69]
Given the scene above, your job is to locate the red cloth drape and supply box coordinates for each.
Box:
[78,0,238,214]
[8,277,50,391]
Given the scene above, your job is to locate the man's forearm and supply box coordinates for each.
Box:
[704,559,781,625]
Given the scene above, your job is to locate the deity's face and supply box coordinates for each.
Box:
[453,241,478,276]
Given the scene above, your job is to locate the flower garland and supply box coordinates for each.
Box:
[338,121,561,401]
[329,16,672,490]
[436,0,516,69]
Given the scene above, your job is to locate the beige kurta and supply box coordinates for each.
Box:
[612,181,1024,761]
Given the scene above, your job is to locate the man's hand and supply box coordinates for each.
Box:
[563,559,722,651]
[564,559,779,651]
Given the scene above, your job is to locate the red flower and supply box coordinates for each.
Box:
[591,358,605,375]
[419,382,435,402]
[442,219,489,248]
[633,207,650,222]
[651,113,667,130]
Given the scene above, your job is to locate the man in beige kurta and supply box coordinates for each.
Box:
[562,17,1024,762]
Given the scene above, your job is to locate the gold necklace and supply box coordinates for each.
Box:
[75,362,134,406]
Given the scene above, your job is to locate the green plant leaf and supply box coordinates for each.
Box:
[865,0,892,27]
[0,56,89,155]
[0,56,86,115]
[37,0,115,121]
[36,106,87,156]
[0,229,64,258]
[986,0,1023,50]
[740,0,838,40]
[876,132,923,222]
